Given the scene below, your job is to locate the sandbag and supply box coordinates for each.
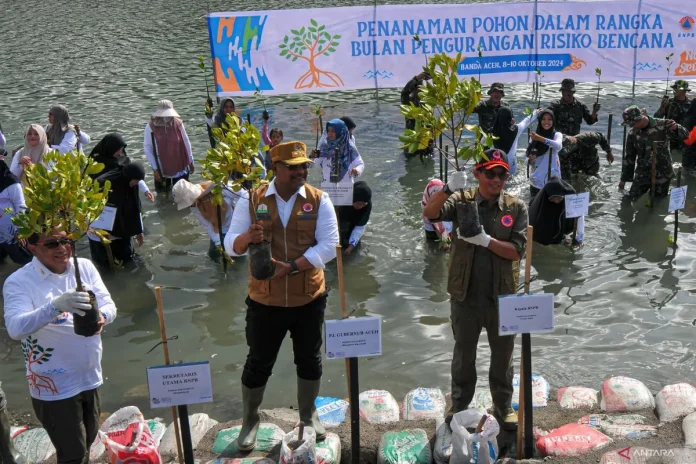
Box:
[433,423,452,464]
[212,423,284,456]
[99,406,162,464]
[469,391,492,411]
[402,388,446,421]
[280,426,316,464]
[599,447,650,464]
[90,433,106,461]
[512,374,549,410]
[316,432,341,464]
[147,418,167,447]
[12,427,56,463]
[378,429,432,464]
[662,448,696,463]
[316,397,348,428]
[600,376,655,412]
[579,414,656,439]
[536,423,612,457]
[557,386,599,409]
[683,411,696,449]
[159,413,218,457]
[359,390,400,424]
[450,409,499,464]
[656,383,696,423]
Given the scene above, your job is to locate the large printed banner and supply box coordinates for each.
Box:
[207,1,696,96]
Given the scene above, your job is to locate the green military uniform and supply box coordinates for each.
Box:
[560,131,613,178]
[549,79,599,136]
[474,83,510,134]
[439,187,527,415]
[621,106,688,201]
[654,80,691,150]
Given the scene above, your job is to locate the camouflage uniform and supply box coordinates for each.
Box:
[620,106,688,201]
[474,83,510,134]
[548,99,598,136]
[560,131,613,178]
[401,75,433,158]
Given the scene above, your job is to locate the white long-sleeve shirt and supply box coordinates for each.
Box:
[3,257,117,401]
[0,183,26,243]
[529,132,563,189]
[143,123,193,179]
[348,225,365,247]
[507,111,540,176]
[191,188,237,246]
[224,180,338,269]
[0,130,5,150]
[44,126,91,154]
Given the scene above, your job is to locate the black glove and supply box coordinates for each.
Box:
[206,97,213,108]
[262,110,270,121]
[456,202,483,238]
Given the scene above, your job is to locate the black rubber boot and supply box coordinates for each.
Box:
[297,378,326,441]
[236,385,266,451]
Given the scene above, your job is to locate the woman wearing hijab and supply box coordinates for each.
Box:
[527,109,563,198]
[143,100,195,192]
[172,179,238,260]
[490,107,543,176]
[10,124,50,183]
[0,152,31,264]
[88,134,151,267]
[45,105,91,154]
[337,181,372,255]
[421,179,453,246]
[311,118,364,182]
[528,176,584,246]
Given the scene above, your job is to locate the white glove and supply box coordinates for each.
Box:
[458,230,491,248]
[447,171,467,192]
[53,290,92,317]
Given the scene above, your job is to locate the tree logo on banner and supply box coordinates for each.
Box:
[279,19,345,90]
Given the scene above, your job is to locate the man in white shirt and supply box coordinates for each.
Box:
[224,141,338,451]
[3,229,117,464]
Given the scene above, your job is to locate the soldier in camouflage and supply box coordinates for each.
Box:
[473,83,511,134]
[401,71,433,158]
[654,80,691,150]
[619,105,688,201]
[548,79,600,136]
[560,131,615,178]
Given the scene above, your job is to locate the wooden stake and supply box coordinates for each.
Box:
[518,225,534,459]
[650,144,657,208]
[335,244,351,396]
[155,287,184,464]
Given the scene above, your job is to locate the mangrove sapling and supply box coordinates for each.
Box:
[199,56,216,148]
[535,67,544,109]
[13,149,111,337]
[202,114,271,276]
[595,68,602,105]
[664,53,675,119]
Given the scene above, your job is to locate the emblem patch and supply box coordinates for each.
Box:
[302,203,313,213]
[501,214,514,227]
[256,204,268,214]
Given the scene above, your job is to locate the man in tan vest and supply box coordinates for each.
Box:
[224,141,339,450]
[423,148,528,430]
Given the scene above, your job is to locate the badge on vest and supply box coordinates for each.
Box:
[302,203,313,213]
[256,204,268,215]
[501,214,514,227]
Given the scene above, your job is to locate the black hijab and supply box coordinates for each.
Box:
[0,158,20,193]
[338,181,373,244]
[528,176,576,245]
[492,106,518,154]
[89,133,127,171]
[527,110,557,158]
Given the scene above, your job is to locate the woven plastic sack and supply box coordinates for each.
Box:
[536,423,612,457]
[579,414,656,439]
[315,396,348,428]
[159,413,218,457]
[98,406,162,464]
[378,429,432,464]
[402,388,446,420]
[656,383,696,422]
[316,432,341,464]
[212,423,284,456]
[206,459,276,464]
[12,427,56,463]
[433,423,452,464]
[557,387,599,409]
[359,390,400,424]
[280,426,316,464]
[600,376,654,412]
[512,374,549,410]
[450,409,499,464]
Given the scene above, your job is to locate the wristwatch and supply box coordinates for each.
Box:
[289,260,300,275]
[443,183,454,196]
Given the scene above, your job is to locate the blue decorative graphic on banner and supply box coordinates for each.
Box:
[633,62,663,71]
[207,15,273,92]
[458,54,574,75]
[363,70,394,79]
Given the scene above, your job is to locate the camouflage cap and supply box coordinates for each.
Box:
[621,105,647,126]
[559,78,576,92]
[488,82,505,96]
[672,80,690,91]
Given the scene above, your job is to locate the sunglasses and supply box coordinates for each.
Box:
[280,162,310,171]
[481,169,509,180]
[39,239,72,249]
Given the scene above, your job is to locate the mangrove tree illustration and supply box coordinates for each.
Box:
[22,337,58,396]
[279,19,345,89]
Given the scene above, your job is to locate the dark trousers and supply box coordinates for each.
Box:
[89,237,134,267]
[32,388,100,464]
[450,300,515,413]
[0,241,32,265]
[529,186,540,201]
[623,181,670,201]
[242,294,327,388]
[155,173,189,192]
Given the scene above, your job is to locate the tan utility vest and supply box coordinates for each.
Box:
[248,184,325,307]
[447,188,522,303]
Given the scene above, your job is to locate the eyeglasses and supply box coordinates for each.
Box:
[481,170,509,180]
[38,239,72,249]
[280,162,310,171]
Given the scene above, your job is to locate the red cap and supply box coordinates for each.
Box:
[475,148,509,171]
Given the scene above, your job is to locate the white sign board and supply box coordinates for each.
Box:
[499,293,554,336]
[318,158,354,206]
[147,361,213,408]
[90,205,117,232]
[325,317,382,359]
[564,193,590,219]
[668,185,687,213]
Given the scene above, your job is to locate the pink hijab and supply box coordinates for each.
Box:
[421,179,449,238]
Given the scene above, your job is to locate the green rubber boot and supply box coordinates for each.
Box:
[297,378,326,441]
[0,405,25,464]
[236,385,266,451]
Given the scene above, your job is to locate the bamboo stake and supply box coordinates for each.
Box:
[335,244,351,397]
[155,287,184,464]
[518,225,534,459]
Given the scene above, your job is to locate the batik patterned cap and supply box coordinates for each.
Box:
[621,105,647,126]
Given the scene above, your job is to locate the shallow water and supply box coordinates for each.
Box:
[0,0,694,422]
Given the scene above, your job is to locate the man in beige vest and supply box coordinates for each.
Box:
[423,148,528,430]
[224,141,339,450]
